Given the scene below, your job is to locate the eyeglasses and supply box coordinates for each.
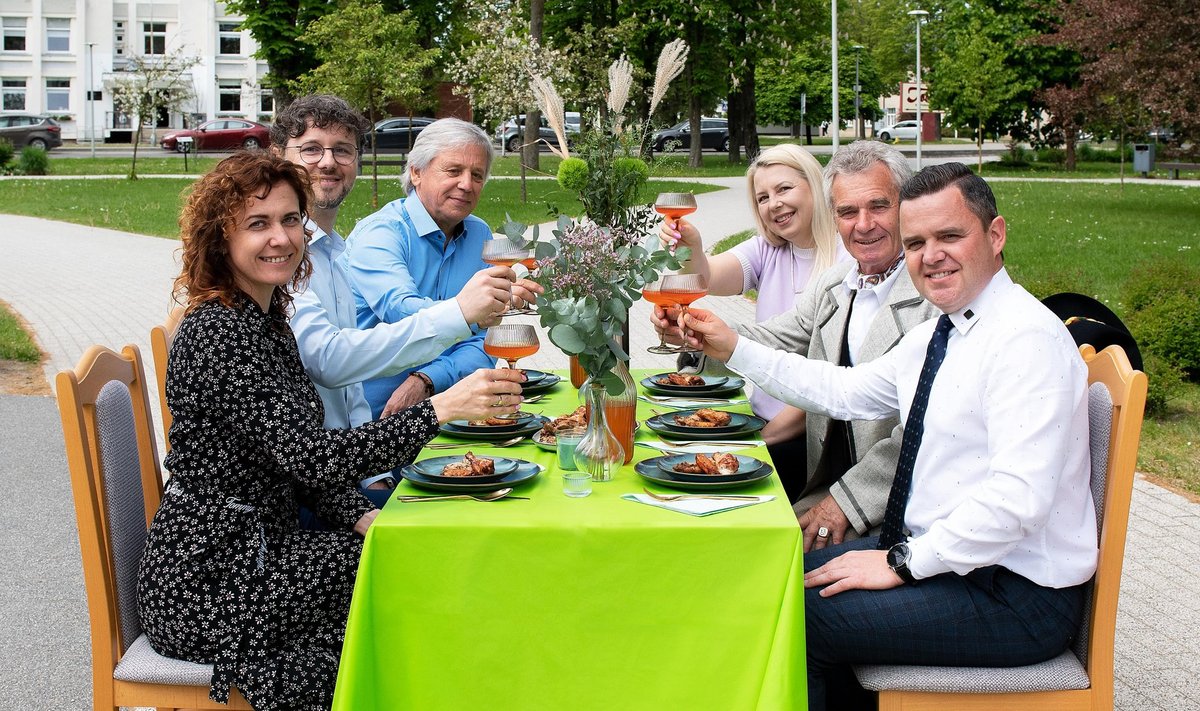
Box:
[289,143,358,166]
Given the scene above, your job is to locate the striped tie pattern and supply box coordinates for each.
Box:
[878,314,954,549]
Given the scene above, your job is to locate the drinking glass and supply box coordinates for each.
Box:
[655,193,698,253]
[659,273,708,354]
[642,277,681,354]
[481,237,537,316]
[483,324,541,419]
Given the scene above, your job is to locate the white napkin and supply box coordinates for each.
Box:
[639,395,750,408]
[621,493,774,517]
[635,440,761,455]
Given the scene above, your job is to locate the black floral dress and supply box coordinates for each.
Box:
[137,296,437,710]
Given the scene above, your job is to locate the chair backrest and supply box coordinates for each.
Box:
[1075,344,1147,697]
[149,305,185,450]
[56,345,164,679]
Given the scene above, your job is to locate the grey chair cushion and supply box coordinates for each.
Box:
[113,633,215,687]
[855,650,1090,693]
[852,382,1116,693]
[95,380,149,653]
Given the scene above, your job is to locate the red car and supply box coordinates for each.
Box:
[160,119,271,152]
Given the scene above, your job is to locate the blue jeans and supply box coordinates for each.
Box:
[804,536,1085,711]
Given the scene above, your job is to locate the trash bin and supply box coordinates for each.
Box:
[1133,143,1155,174]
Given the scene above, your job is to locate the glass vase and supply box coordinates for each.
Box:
[575,382,625,482]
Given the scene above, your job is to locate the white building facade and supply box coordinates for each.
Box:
[0,0,271,143]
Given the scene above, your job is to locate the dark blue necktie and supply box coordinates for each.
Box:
[878,314,954,549]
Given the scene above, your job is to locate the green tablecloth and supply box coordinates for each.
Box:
[333,371,807,710]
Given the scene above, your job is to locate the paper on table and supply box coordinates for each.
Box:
[636,441,760,454]
[621,493,774,517]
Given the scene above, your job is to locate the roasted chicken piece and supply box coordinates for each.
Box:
[656,372,705,387]
[540,406,588,444]
[467,416,514,427]
[442,452,495,477]
[672,452,740,476]
[673,408,732,428]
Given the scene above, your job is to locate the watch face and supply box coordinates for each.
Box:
[887,543,908,568]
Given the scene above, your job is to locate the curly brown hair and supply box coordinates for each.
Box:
[173,151,313,314]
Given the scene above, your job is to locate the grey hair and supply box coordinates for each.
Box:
[822,140,913,209]
[402,118,494,194]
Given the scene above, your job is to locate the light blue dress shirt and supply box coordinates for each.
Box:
[342,193,494,416]
[290,219,471,435]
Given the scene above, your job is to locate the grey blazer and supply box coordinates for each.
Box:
[737,261,939,534]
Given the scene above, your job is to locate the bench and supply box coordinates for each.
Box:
[357,153,407,175]
[1157,162,1200,179]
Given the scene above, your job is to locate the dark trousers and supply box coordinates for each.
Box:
[767,435,808,503]
[804,536,1086,711]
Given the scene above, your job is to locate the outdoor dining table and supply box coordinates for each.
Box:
[332,370,807,710]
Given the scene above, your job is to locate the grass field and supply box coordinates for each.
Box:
[0,301,40,362]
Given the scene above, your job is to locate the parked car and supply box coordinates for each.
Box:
[364,116,436,151]
[651,118,730,153]
[496,113,579,153]
[0,114,62,150]
[877,120,920,142]
[160,119,271,152]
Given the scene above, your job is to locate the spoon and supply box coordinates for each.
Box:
[425,436,526,450]
[397,487,527,503]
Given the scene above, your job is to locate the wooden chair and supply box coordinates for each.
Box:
[149,305,185,450]
[56,344,250,711]
[853,344,1147,711]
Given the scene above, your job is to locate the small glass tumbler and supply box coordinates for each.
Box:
[562,472,593,498]
[556,428,585,471]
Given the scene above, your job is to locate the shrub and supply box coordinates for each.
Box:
[1077,143,1132,163]
[556,157,590,192]
[1127,291,1200,377]
[612,156,649,205]
[0,138,13,167]
[1013,267,1095,302]
[1036,147,1066,165]
[1143,352,1186,415]
[999,145,1033,167]
[17,146,49,175]
[1121,259,1200,312]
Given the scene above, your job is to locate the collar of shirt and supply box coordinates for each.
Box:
[840,255,905,301]
[945,267,1013,337]
[403,190,466,245]
[850,253,905,291]
[305,218,345,258]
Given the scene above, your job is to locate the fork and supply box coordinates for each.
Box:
[641,488,763,502]
[425,436,526,450]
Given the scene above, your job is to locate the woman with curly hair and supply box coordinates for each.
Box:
[137,151,522,710]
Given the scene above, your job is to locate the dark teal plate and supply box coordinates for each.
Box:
[410,455,519,483]
[647,409,749,435]
[655,453,767,482]
[640,376,745,398]
[634,457,773,491]
[445,412,538,433]
[645,372,730,392]
[521,373,563,395]
[438,416,548,441]
[643,413,765,440]
[400,460,542,493]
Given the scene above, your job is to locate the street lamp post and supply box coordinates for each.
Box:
[831,0,839,150]
[908,9,929,169]
[86,42,96,157]
[852,45,864,140]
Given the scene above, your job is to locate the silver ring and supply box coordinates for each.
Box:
[817,526,830,538]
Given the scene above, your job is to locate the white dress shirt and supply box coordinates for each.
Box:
[290,219,471,431]
[728,269,1097,588]
[841,263,902,365]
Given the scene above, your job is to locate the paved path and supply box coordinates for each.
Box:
[2,172,1199,707]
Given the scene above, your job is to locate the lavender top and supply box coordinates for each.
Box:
[727,234,851,419]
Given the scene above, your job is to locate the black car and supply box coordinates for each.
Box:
[0,114,62,150]
[364,117,436,151]
[651,118,729,153]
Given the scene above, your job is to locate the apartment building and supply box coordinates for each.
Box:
[0,0,270,143]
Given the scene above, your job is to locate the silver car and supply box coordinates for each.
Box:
[0,114,62,150]
[877,120,920,142]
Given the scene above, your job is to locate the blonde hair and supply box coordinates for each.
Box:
[746,144,839,282]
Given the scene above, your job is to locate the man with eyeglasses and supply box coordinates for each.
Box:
[271,95,521,506]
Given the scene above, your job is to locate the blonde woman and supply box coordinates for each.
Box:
[660,143,848,450]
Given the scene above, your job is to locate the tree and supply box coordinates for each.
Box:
[296,2,438,208]
[109,49,198,179]
[223,0,333,110]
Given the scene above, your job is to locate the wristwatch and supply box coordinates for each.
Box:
[412,371,435,396]
[886,542,918,585]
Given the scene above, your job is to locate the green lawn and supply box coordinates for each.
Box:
[0,301,40,362]
[0,176,720,238]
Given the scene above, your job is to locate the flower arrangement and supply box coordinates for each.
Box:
[506,40,692,395]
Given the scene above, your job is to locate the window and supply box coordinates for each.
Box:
[218,80,241,112]
[260,91,273,114]
[3,17,26,52]
[2,78,26,110]
[46,78,69,111]
[143,22,165,55]
[45,18,70,52]
[114,21,125,56]
[218,22,241,55]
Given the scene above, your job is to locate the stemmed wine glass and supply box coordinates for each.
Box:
[654,193,697,253]
[484,324,541,419]
[642,278,681,354]
[481,237,537,316]
[659,273,708,354]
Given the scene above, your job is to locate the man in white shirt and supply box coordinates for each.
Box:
[271,95,527,505]
[683,163,1095,711]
